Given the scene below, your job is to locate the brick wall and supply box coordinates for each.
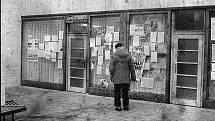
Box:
[1,0,22,87]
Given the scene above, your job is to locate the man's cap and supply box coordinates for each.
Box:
[115,43,123,49]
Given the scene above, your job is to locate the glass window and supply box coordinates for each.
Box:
[129,14,167,94]
[90,15,120,89]
[175,10,204,30]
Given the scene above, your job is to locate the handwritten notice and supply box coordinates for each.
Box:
[151,52,157,62]
[133,36,140,46]
[130,25,145,36]
[45,35,51,42]
[96,65,102,74]
[96,36,102,46]
[90,38,96,47]
[157,32,165,43]
[150,32,157,43]
[140,77,154,88]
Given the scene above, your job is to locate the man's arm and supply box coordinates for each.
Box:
[129,57,136,81]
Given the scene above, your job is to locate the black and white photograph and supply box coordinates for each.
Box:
[1,0,215,120]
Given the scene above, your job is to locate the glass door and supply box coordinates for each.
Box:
[67,34,87,92]
[170,34,203,107]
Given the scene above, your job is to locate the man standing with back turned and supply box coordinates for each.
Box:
[109,42,136,111]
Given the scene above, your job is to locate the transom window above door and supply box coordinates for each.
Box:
[174,10,204,30]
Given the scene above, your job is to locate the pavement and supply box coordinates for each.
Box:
[3,86,215,121]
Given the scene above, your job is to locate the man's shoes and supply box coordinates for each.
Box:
[115,107,121,111]
[123,106,129,110]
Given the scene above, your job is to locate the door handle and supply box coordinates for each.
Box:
[175,64,177,73]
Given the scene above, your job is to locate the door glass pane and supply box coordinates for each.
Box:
[70,78,83,88]
[71,38,84,48]
[177,51,198,62]
[176,88,197,100]
[70,68,84,78]
[71,49,84,58]
[71,58,84,68]
[177,76,197,88]
[177,63,197,75]
[178,39,198,50]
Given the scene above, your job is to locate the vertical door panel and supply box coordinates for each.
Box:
[67,35,87,92]
[171,34,203,107]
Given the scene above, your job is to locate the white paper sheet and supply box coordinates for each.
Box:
[50,52,56,59]
[58,51,63,59]
[105,33,112,43]
[39,43,45,50]
[133,36,140,46]
[211,18,215,29]
[211,72,215,80]
[105,50,110,60]
[113,32,119,41]
[98,56,103,65]
[130,25,145,36]
[52,35,58,41]
[90,38,96,47]
[212,29,215,40]
[151,43,156,51]
[50,42,59,52]
[59,31,64,40]
[45,35,51,42]
[151,52,157,62]
[157,32,165,43]
[98,46,103,56]
[58,60,62,68]
[91,47,98,57]
[105,66,110,75]
[212,63,215,72]
[96,36,102,46]
[212,44,215,62]
[144,63,151,70]
[96,65,102,74]
[106,26,115,34]
[150,32,157,43]
[140,77,154,88]
[91,62,95,69]
[58,39,62,51]
[144,45,150,56]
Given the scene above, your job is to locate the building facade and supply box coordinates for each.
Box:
[1,0,215,109]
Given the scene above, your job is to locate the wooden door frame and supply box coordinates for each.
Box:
[67,34,88,93]
[170,33,204,107]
